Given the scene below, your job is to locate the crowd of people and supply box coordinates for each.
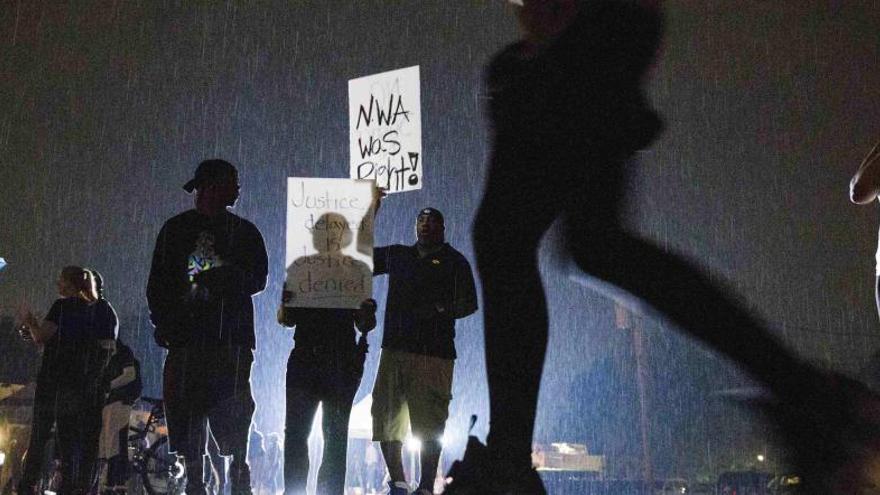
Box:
[13,154,477,495]
[11,0,880,495]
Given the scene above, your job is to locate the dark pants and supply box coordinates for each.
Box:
[106,425,129,487]
[19,399,102,495]
[163,346,255,495]
[473,139,804,469]
[284,349,361,495]
[19,401,55,494]
[55,412,102,495]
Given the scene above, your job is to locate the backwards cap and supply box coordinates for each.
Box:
[183,159,237,193]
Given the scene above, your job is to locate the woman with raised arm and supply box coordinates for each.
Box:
[17,266,118,495]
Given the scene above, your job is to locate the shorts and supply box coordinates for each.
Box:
[371,349,454,442]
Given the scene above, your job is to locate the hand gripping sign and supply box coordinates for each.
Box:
[349,65,422,194]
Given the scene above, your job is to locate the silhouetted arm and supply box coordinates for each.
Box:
[18,301,59,345]
[235,223,269,296]
[450,258,479,319]
[851,139,880,204]
[357,188,384,257]
[110,366,137,390]
[24,316,57,345]
[146,223,177,329]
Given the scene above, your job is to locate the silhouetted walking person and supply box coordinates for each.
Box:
[447,1,880,494]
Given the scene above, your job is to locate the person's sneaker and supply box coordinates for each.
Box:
[388,480,410,495]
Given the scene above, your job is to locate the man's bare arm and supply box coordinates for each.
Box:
[850,139,880,204]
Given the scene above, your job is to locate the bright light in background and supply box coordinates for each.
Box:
[405,435,422,452]
[0,450,5,467]
[757,454,765,463]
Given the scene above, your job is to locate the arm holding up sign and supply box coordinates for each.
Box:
[356,188,385,257]
[451,257,479,319]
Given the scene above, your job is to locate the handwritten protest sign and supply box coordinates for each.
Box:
[349,65,422,194]
[285,178,374,309]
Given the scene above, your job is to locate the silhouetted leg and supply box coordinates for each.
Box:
[19,401,54,494]
[208,348,255,495]
[284,356,321,495]
[472,154,567,471]
[55,411,100,495]
[372,350,410,486]
[165,349,209,495]
[406,355,453,494]
[417,440,442,494]
[380,441,405,487]
[565,216,807,395]
[316,380,357,495]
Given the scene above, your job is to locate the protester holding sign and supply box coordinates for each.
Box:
[281,180,378,495]
[370,207,478,495]
[277,297,376,495]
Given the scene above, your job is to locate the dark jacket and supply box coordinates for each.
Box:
[374,243,478,359]
[278,304,376,379]
[147,209,268,349]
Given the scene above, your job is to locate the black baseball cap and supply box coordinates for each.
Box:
[417,207,444,224]
[183,159,237,193]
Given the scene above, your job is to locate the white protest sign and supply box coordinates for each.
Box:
[349,65,422,194]
[285,178,374,309]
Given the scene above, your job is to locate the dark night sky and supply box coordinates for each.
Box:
[2,0,880,480]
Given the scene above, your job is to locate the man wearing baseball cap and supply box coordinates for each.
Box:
[147,159,268,495]
[370,206,478,495]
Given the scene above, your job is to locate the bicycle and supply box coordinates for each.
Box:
[125,397,184,495]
